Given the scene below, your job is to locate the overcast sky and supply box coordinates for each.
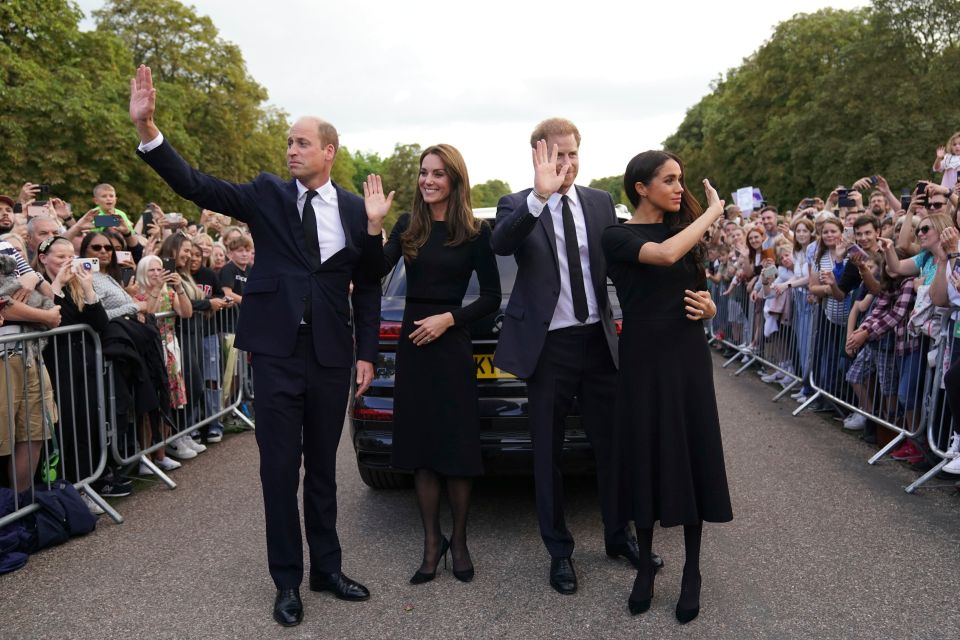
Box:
[77,0,863,192]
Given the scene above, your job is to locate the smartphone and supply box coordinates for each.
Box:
[837,188,854,208]
[26,204,47,217]
[164,213,182,227]
[94,214,121,227]
[801,198,815,209]
[869,176,878,186]
[162,257,177,273]
[761,265,777,279]
[915,181,928,195]
[900,194,912,210]
[115,250,132,264]
[72,257,99,273]
[140,209,154,230]
[843,227,855,242]
[848,244,866,258]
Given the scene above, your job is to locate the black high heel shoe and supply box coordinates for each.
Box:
[409,536,449,585]
[675,570,701,624]
[627,565,655,615]
[451,545,475,583]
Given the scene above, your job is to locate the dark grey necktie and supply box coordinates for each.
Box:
[560,195,589,323]
[302,190,319,323]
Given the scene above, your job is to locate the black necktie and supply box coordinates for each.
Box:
[561,195,589,323]
[302,189,320,323]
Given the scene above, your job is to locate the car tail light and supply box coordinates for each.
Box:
[614,319,623,336]
[353,406,393,421]
[379,321,402,340]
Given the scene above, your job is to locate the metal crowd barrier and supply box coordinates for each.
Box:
[107,305,254,490]
[907,316,960,493]
[708,268,960,493]
[0,324,115,527]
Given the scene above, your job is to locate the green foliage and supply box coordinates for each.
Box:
[380,143,422,231]
[0,0,288,220]
[470,179,511,208]
[588,176,628,206]
[349,150,385,194]
[663,0,960,210]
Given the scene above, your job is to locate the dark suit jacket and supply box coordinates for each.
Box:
[138,141,382,368]
[490,186,619,379]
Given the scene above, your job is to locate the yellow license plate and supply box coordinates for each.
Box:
[474,354,515,379]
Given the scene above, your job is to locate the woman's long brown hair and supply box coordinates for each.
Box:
[401,144,480,262]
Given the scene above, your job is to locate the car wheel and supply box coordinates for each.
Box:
[357,465,411,490]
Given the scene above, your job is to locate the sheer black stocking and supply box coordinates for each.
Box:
[630,527,655,602]
[678,523,703,615]
[446,477,473,572]
[413,468,443,574]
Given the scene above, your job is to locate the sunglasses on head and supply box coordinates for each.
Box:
[88,243,115,252]
[917,225,933,235]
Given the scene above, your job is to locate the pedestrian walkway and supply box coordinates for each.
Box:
[1,357,959,639]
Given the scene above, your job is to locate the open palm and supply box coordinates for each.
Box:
[129,64,156,123]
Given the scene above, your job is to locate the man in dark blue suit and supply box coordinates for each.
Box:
[130,65,392,627]
[491,118,661,595]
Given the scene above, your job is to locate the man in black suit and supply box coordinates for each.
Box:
[130,65,392,626]
[491,118,661,595]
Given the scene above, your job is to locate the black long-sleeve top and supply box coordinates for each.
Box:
[382,214,501,326]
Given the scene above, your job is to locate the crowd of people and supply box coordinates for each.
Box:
[702,139,960,475]
[0,182,254,513]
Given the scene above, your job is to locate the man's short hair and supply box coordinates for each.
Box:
[529,117,581,148]
[760,206,778,216]
[226,235,253,252]
[301,117,339,154]
[854,214,880,231]
[26,214,58,235]
[93,183,115,197]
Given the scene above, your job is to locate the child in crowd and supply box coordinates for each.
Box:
[933,132,960,191]
[219,235,252,303]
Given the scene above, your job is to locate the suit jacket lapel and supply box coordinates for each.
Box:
[334,182,357,253]
[536,191,561,280]
[286,180,312,267]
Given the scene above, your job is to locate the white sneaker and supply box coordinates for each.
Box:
[795,394,809,403]
[155,456,182,471]
[843,413,867,430]
[81,492,104,515]
[138,461,154,476]
[790,390,805,399]
[943,456,960,474]
[761,371,781,383]
[166,437,198,460]
[182,436,207,454]
[945,433,960,459]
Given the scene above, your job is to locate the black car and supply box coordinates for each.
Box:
[349,208,626,489]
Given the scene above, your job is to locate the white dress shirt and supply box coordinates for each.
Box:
[139,132,346,262]
[296,180,345,262]
[526,187,600,330]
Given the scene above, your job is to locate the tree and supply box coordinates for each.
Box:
[381,143,422,230]
[470,179,511,208]
[349,150,386,194]
[588,176,628,206]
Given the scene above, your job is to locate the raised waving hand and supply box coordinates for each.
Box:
[129,64,160,142]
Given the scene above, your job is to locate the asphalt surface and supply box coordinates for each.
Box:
[2,354,960,640]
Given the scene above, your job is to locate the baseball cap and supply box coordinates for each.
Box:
[0,195,15,208]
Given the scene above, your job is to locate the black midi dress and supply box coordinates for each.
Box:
[601,222,733,528]
[382,214,501,476]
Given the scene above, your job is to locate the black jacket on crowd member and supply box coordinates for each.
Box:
[42,293,109,484]
[100,316,169,429]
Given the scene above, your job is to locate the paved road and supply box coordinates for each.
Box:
[2,356,959,640]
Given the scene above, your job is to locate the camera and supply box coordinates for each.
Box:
[72,257,100,273]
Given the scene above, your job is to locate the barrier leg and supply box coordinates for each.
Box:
[905,458,949,494]
[79,482,124,524]
[772,378,799,402]
[735,355,757,375]
[231,405,256,430]
[793,390,821,417]
[868,433,905,466]
[138,454,176,489]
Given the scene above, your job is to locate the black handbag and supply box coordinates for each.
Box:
[23,481,97,553]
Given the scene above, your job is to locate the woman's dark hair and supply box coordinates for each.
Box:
[80,231,123,283]
[623,150,705,280]
[401,144,480,262]
[159,232,199,299]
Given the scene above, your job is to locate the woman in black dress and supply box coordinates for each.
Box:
[601,151,732,624]
[373,145,500,584]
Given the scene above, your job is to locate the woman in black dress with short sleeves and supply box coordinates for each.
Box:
[601,151,732,625]
[376,144,500,585]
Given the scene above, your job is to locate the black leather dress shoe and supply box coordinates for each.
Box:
[309,572,370,601]
[549,557,577,595]
[273,588,303,627]
[606,540,665,574]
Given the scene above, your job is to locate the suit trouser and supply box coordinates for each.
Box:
[526,322,624,558]
[252,327,350,589]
